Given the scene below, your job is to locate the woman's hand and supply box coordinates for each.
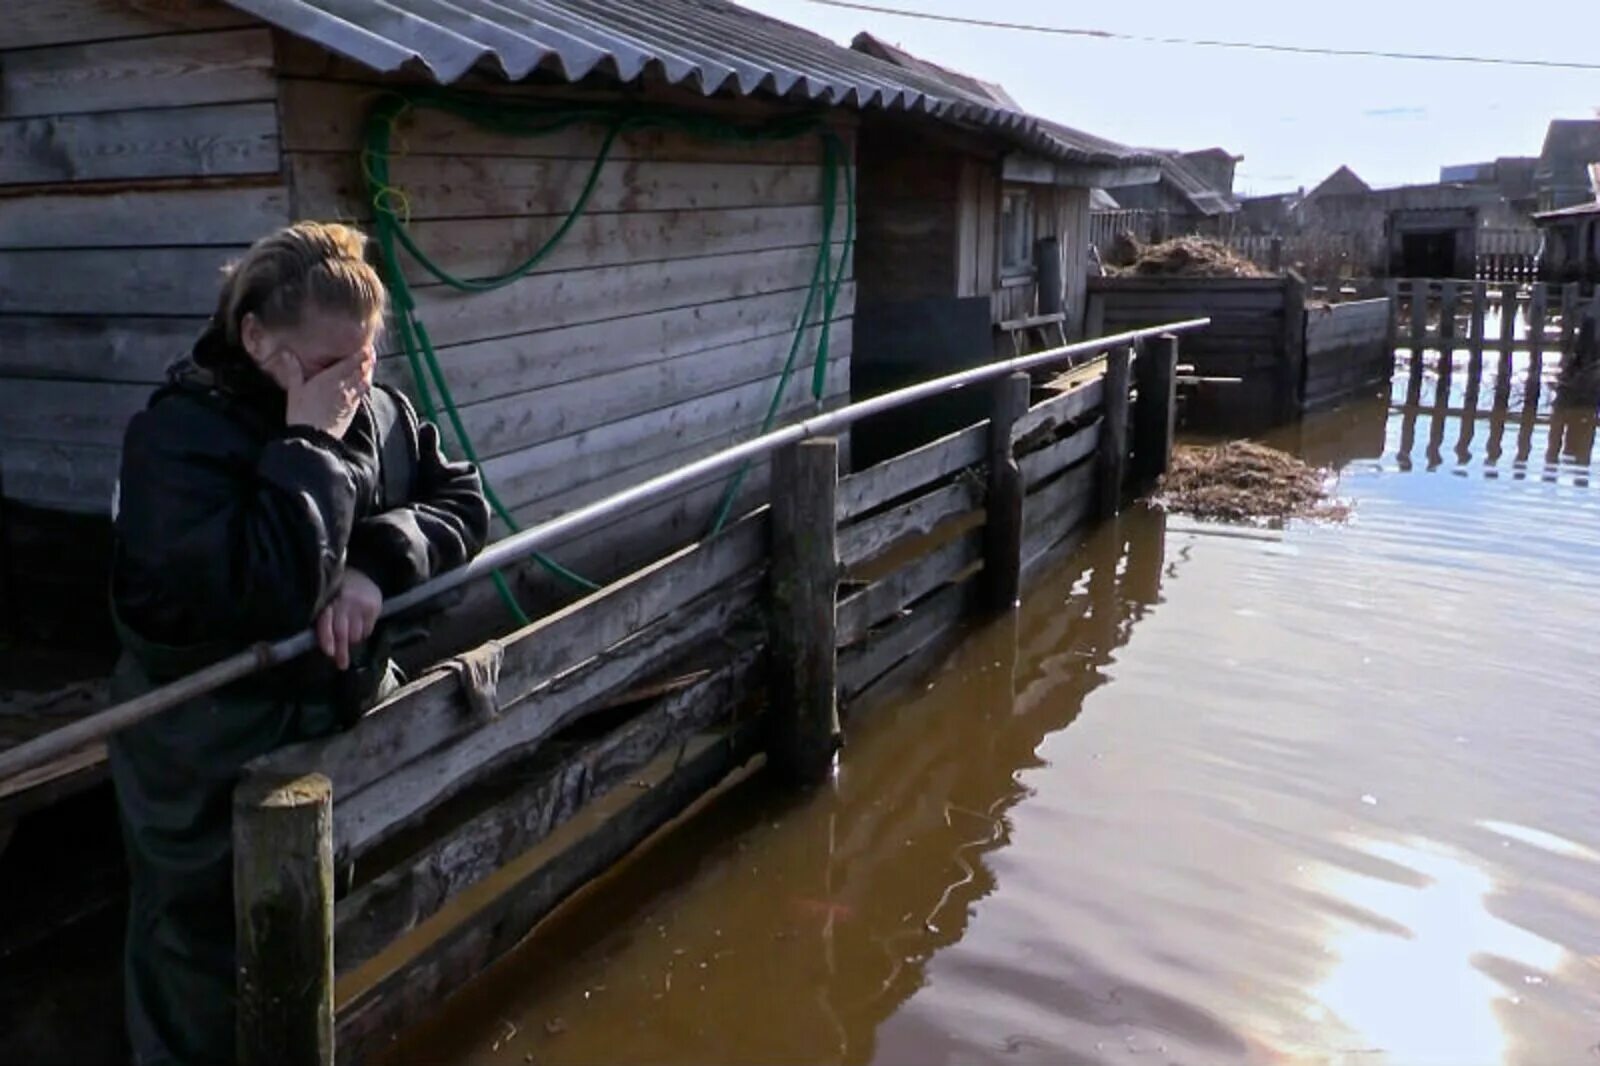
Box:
[277,349,374,440]
[317,568,383,670]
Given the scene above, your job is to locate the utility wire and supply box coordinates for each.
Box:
[800,0,1600,71]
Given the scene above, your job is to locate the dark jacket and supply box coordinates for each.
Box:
[112,325,490,679]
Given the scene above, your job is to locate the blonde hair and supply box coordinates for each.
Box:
[216,221,387,345]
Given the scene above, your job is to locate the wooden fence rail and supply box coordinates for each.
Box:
[233,328,1192,1065]
[1391,278,1600,364]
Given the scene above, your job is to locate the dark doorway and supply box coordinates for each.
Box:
[1400,231,1456,277]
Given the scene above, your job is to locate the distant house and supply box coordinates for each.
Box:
[1101,148,1240,236]
[1238,190,1302,235]
[1535,119,1600,213]
[1439,156,1540,217]
[1534,200,1600,284]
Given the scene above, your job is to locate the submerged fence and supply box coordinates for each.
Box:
[0,320,1205,1065]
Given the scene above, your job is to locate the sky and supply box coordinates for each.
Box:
[737,0,1599,196]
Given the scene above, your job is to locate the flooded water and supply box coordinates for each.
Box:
[391,349,1600,1066]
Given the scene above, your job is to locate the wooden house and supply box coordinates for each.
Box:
[1535,200,1600,284]
[1100,149,1240,239]
[0,0,1150,650]
[1535,119,1600,213]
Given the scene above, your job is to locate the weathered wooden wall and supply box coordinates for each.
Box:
[1302,298,1391,410]
[856,128,963,304]
[1,0,289,646]
[0,9,857,643]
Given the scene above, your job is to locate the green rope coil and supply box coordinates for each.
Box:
[361,88,855,622]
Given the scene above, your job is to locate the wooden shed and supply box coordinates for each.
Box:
[1535,200,1600,285]
[0,0,1150,655]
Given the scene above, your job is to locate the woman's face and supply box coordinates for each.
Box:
[241,306,379,389]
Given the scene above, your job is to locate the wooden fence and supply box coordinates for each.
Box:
[1475,228,1542,284]
[1393,278,1600,364]
[231,330,1185,1065]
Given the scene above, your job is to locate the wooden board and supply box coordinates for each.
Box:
[1019,420,1101,489]
[378,282,855,408]
[1021,466,1095,570]
[8,0,253,49]
[838,580,975,702]
[0,440,121,511]
[836,528,982,647]
[1012,376,1104,447]
[333,722,761,1066]
[0,315,202,383]
[332,648,760,975]
[837,479,983,571]
[836,421,986,523]
[0,246,241,315]
[1,28,274,118]
[289,151,843,223]
[278,79,838,164]
[0,185,288,248]
[0,102,280,185]
[390,203,836,288]
[0,378,151,447]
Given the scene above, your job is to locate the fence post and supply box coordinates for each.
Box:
[1469,281,1487,385]
[1529,284,1548,401]
[1438,280,1458,392]
[1097,346,1132,519]
[983,373,1029,612]
[768,437,840,785]
[1280,273,1307,421]
[1560,282,1581,370]
[235,772,335,1066]
[1269,237,1284,273]
[1132,333,1179,487]
[1496,283,1517,406]
[1384,278,1399,356]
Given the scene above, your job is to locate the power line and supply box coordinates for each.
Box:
[800,0,1600,71]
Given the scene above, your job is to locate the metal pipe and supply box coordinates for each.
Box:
[0,318,1207,786]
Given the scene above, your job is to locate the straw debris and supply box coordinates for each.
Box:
[1104,235,1272,279]
[1151,442,1348,524]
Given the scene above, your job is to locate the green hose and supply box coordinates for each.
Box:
[361,88,855,622]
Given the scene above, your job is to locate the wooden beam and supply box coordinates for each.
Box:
[1019,420,1100,489]
[767,438,841,785]
[835,529,982,647]
[0,102,279,186]
[8,0,253,49]
[0,184,289,249]
[982,373,1028,611]
[837,479,983,571]
[1,28,275,118]
[835,421,985,524]
[1096,347,1132,517]
[1012,376,1104,450]
[838,581,975,703]
[234,773,334,1066]
[1131,333,1178,484]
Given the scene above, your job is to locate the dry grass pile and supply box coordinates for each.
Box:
[1105,235,1273,279]
[1152,441,1348,524]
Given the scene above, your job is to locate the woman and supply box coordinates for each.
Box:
[107,222,490,1065]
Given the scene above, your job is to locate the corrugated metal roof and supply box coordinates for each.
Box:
[222,0,1154,167]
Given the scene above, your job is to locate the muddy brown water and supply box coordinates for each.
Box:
[390,352,1600,1066]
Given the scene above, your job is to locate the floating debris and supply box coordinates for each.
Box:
[1151,442,1349,524]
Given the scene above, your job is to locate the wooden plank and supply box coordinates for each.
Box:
[446,318,845,461]
[1012,376,1104,448]
[277,79,837,164]
[1021,516,1090,585]
[1437,280,1458,394]
[0,440,121,512]
[331,650,759,975]
[390,203,836,288]
[251,510,767,824]
[406,244,847,350]
[1024,458,1095,543]
[483,350,850,515]
[1528,284,1548,394]
[0,315,201,383]
[838,581,975,702]
[8,0,252,49]
[0,379,150,447]
[1020,419,1100,489]
[836,528,982,647]
[0,102,279,185]
[0,246,239,314]
[333,723,761,1066]
[330,573,764,860]
[1409,281,1429,351]
[1,28,275,118]
[837,479,983,571]
[1468,281,1488,384]
[835,421,985,524]
[289,151,841,223]
[379,281,852,405]
[1496,284,1517,404]
[1304,300,1388,350]
[767,438,840,785]
[0,185,288,248]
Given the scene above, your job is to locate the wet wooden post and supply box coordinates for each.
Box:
[1097,346,1132,519]
[768,437,840,785]
[1559,281,1580,371]
[1280,272,1307,423]
[983,373,1029,612]
[1408,279,1428,385]
[1528,284,1548,407]
[1132,333,1179,487]
[1468,281,1487,390]
[235,772,335,1066]
[1269,236,1284,273]
[1438,280,1458,394]
[1496,283,1517,407]
[1384,278,1400,357]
